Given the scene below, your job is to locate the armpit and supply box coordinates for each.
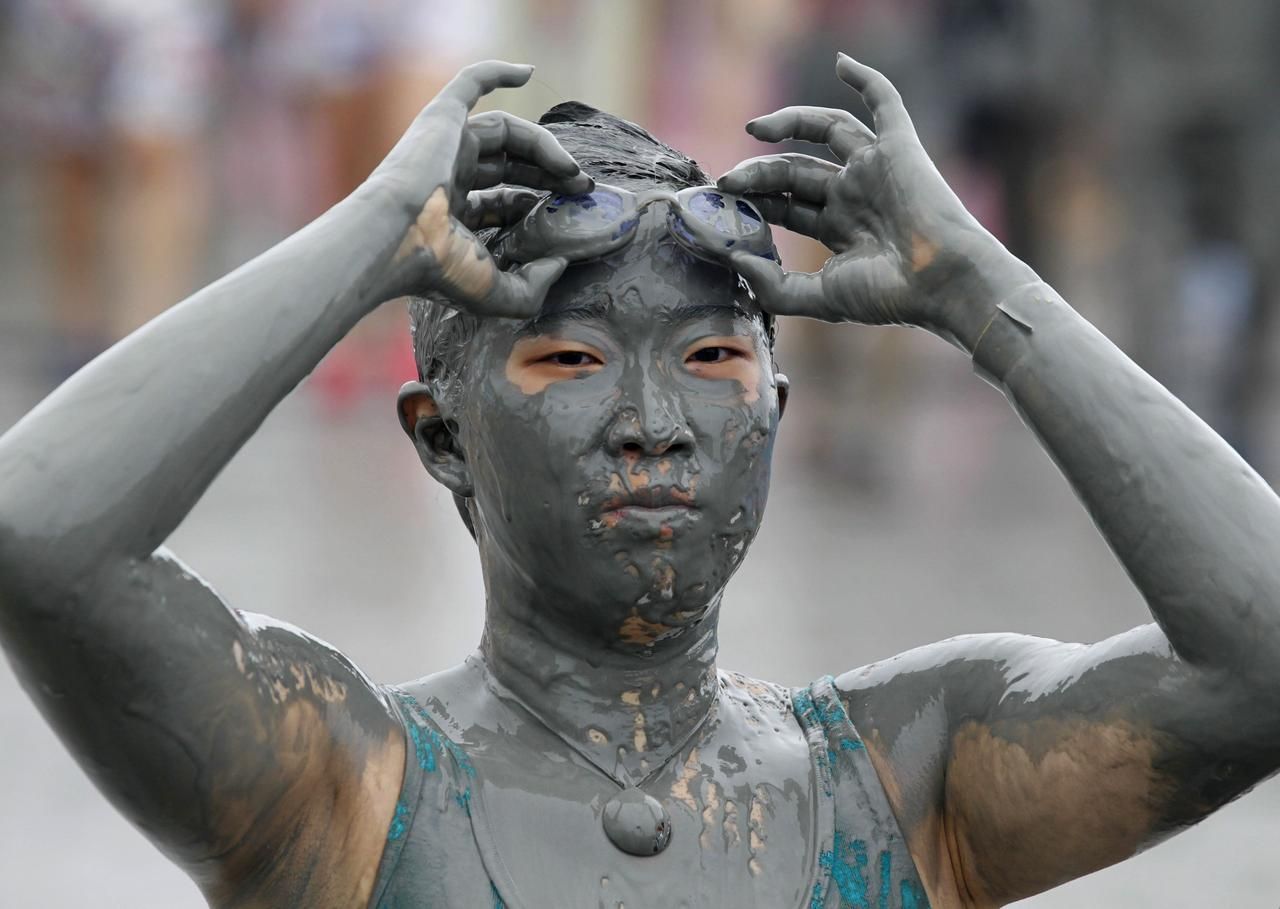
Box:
[201,713,404,908]
[944,717,1169,905]
[189,619,406,906]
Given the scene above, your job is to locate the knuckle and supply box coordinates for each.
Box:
[872,75,901,102]
[449,70,478,97]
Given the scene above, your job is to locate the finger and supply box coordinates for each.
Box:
[745,106,875,160]
[451,129,482,214]
[468,110,584,180]
[729,252,827,319]
[385,61,535,185]
[461,187,542,231]
[474,256,569,319]
[717,153,840,204]
[744,193,825,239]
[437,60,535,112]
[834,53,915,138]
[472,156,592,194]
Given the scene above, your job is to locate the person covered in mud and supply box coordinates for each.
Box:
[3,57,1280,908]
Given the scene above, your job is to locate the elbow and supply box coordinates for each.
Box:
[0,517,99,622]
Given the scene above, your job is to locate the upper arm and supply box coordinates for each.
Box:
[838,626,1280,906]
[0,547,405,906]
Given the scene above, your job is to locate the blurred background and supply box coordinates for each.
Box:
[1,0,1279,906]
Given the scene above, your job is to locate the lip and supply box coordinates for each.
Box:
[593,503,698,536]
[604,504,695,518]
[599,486,695,511]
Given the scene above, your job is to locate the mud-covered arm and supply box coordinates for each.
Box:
[724,55,1280,905]
[964,270,1280,680]
[921,270,1280,904]
[838,625,1280,906]
[0,61,585,903]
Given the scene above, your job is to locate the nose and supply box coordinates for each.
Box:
[606,372,694,457]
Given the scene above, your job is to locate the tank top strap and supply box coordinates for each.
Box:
[792,676,931,909]
[366,684,497,909]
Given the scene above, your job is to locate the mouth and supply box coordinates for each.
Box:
[592,485,698,536]
[600,486,696,512]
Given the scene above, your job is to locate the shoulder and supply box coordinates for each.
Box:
[828,632,1076,905]
[199,611,408,906]
[719,668,795,715]
[831,631,1084,794]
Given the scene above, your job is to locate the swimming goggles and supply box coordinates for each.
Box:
[492,183,778,267]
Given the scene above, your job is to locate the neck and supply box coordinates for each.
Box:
[479,592,721,785]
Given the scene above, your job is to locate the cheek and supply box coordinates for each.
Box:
[720,360,764,404]
[687,382,777,468]
[465,379,617,509]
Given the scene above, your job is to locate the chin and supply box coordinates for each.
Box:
[477,491,765,647]
[575,529,754,649]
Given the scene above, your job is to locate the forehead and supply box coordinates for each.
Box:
[521,216,763,337]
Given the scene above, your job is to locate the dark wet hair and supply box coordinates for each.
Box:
[407,102,774,411]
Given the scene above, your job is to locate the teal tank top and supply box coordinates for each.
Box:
[367,675,930,908]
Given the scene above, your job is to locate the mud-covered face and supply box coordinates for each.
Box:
[459,209,785,649]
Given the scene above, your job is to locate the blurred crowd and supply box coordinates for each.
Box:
[2,0,1278,478]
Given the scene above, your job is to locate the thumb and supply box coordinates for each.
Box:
[730,252,785,308]
[484,255,568,319]
[730,252,825,318]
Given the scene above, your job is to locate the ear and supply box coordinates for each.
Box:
[774,372,790,420]
[397,381,473,498]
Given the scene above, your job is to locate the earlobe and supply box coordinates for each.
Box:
[775,372,790,420]
[396,381,473,497]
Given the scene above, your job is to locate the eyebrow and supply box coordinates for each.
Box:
[515,297,615,338]
[655,302,756,327]
[517,299,757,339]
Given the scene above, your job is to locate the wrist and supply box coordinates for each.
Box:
[914,225,1040,352]
[347,176,435,305]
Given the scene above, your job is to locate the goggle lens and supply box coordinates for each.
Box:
[683,190,764,237]
[499,183,774,266]
[543,189,629,235]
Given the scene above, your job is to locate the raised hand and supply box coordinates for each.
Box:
[718,53,1000,333]
[370,60,592,317]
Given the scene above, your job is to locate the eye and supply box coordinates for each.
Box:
[544,350,603,368]
[687,346,738,364]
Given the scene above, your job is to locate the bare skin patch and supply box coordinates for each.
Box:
[232,636,349,706]
[396,186,495,301]
[669,746,702,812]
[945,718,1165,905]
[861,728,969,909]
[505,336,605,395]
[699,778,723,848]
[748,785,769,875]
[632,710,648,752]
[621,450,651,488]
[911,231,939,272]
[619,608,673,646]
[683,335,763,404]
[205,705,404,908]
[723,797,742,849]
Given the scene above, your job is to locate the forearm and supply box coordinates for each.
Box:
[0,178,408,578]
[955,257,1280,680]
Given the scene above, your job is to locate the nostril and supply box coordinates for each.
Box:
[621,442,644,455]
